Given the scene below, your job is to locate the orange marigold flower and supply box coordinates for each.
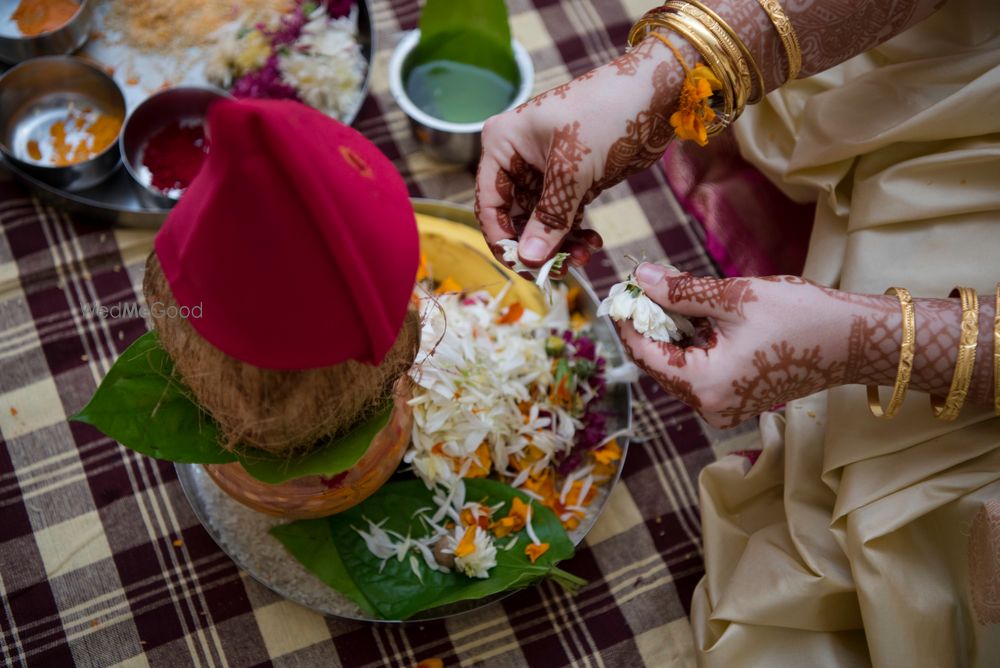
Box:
[461,503,492,529]
[496,302,525,324]
[416,659,444,668]
[465,442,492,478]
[492,497,530,538]
[454,526,477,558]
[669,63,721,147]
[525,542,550,563]
[592,440,622,466]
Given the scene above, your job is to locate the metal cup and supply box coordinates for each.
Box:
[119,86,232,209]
[388,31,534,165]
[0,55,125,192]
[0,0,94,65]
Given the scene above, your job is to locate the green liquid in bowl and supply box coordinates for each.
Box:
[404,60,517,124]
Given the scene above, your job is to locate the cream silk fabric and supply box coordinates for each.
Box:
[690,1,1000,665]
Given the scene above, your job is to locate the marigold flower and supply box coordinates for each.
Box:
[492,497,530,538]
[592,440,622,466]
[454,526,477,558]
[669,63,721,147]
[525,542,550,563]
[496,302,525,324]
[416,659,444,668]
[465,442,493,478]
[460,502,492,530]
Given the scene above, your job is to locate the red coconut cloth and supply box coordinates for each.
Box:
[662,129,815,277]
[154,99,418,370]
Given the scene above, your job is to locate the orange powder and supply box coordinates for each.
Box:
[12,0,80,37]
[47,109,122,167]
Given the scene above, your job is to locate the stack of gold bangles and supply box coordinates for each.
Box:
[628,0,801,138]
[869,284,1000,420]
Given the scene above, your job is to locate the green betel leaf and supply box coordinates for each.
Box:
[237,404,392,484]
[71,331,237,464]
[269,517,380,618]
[411,0,518,84]
[270,478,585,620]
[71,331,384,481]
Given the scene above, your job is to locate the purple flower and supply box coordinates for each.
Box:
[323,0,354,18]
[231,55,300,101]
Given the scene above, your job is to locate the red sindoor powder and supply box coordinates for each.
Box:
[142,122,210,193]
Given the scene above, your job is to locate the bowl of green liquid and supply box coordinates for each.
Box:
[389,30,533,164]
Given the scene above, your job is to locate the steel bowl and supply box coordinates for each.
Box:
[119,86,231,209]
[0,55,124,191]
[0,0,94,64]
[388,31,534,165]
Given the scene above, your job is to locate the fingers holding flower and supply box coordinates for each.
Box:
[608,264,858,428]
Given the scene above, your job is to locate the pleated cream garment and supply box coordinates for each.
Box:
[690,1,1000,666]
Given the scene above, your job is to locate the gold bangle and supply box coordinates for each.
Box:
[994,282,999,415]
[931,286,979,421]
[673,0,765,104]
[755,0,802,82]
[867,287,915,419]
[629,14,735,132]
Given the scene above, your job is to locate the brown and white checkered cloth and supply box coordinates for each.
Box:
[0,1,722,665]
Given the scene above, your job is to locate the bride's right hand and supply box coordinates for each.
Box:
[474,33,690,271]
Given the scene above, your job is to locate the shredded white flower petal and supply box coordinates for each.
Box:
[496,239,569,302]
[525,502,542,546]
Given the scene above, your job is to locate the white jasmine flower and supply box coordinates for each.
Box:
[443,524,497,579]
[597,274,694,343]
[278,12,367,121]
[496,239,569,302]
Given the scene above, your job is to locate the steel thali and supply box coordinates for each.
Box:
[175,198,633,623]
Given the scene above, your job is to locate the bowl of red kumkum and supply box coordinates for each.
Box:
[119,86,230,208]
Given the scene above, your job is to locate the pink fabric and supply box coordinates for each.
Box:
[155,99,418,370]
[662,130,814,278]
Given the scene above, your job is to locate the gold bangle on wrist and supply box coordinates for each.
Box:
[673,0,765,104]
[629,14,735,133]
[931,286,980,421]
[755,0,801,82]
[868,287,915,419]
[993,282,999,415]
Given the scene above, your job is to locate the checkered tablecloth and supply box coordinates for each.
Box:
[0,1,721,665]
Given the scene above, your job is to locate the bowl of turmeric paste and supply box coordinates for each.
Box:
[0,0,94,64]
[0,55,125,191]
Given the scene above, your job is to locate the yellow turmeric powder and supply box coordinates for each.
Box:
[12,0,80,37]
[43,107,122,167]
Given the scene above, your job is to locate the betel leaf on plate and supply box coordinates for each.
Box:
[238,403,391,484]
[71,331,237,464]
[270,478,586,620]
[70,330,383,482]
[410,0,518,84]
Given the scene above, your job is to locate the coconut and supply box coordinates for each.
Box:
[142,252,419,456]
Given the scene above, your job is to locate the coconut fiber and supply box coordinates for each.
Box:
[143,252,420,456]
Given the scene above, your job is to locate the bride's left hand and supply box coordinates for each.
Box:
[617,263,859,428]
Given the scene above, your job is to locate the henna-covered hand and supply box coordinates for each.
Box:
[619,264,997,428]
[475,33,700,270]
